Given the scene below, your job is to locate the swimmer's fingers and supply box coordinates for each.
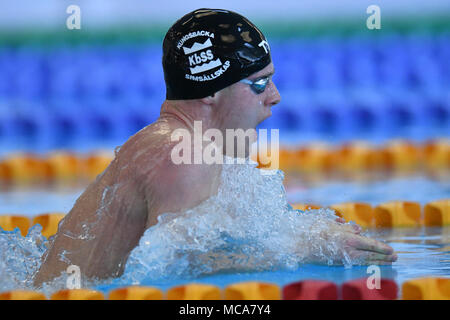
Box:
[349,224,362,234]
[336,217,346,224]
[334,217,362,234]
[352,251,398,263]
[339,222,362,234]
[346,235,394,255]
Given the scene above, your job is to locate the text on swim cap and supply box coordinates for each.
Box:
[258,40,270,54]
[188,50,214,67]
[177,31,215,49]
[189,57,222,74]
[180,30,230,81]
[183,38,213,55]
[186,60,230,81]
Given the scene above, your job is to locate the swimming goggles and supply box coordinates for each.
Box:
[239,75,272,94]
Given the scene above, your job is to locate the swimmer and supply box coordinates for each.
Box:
[33,8,397,286]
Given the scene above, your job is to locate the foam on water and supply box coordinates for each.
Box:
[117,157,359,285]
[0,225,47,291]
[0,224,113,295]
[0,156,365,292]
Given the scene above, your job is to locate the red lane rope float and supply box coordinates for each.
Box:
[2,277,446,300]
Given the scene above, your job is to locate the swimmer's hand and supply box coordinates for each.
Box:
[335,217,363,234]
[311,222,397,266]
[343,231,397,265]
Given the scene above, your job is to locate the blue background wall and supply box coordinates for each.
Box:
[0,1,449,154]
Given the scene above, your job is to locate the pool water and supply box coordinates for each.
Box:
[92,226,448,296]
[0,170,448,296]
[1,23,449,298]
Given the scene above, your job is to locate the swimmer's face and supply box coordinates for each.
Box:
[215,63,281,131]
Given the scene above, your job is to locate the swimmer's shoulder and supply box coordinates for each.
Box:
[111,119,181,183]
[113,120,174,161]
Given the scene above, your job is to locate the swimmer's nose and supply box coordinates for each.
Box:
[266,81,281,107]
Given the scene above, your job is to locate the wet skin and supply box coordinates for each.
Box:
[33,63,396,286]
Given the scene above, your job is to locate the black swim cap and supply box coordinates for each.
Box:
[162,8,272,100]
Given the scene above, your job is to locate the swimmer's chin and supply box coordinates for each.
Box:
[260,110,272,123]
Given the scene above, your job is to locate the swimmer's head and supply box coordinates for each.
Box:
[162,8,272,100]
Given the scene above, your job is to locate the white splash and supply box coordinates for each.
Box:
[118,157,353,285]
[0,156,358,293]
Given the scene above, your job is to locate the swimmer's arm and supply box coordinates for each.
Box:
[33,179,148,286]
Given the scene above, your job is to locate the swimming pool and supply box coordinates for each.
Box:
[0,30,449,300]
[94,226,449,297]
[0,170,448,299]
